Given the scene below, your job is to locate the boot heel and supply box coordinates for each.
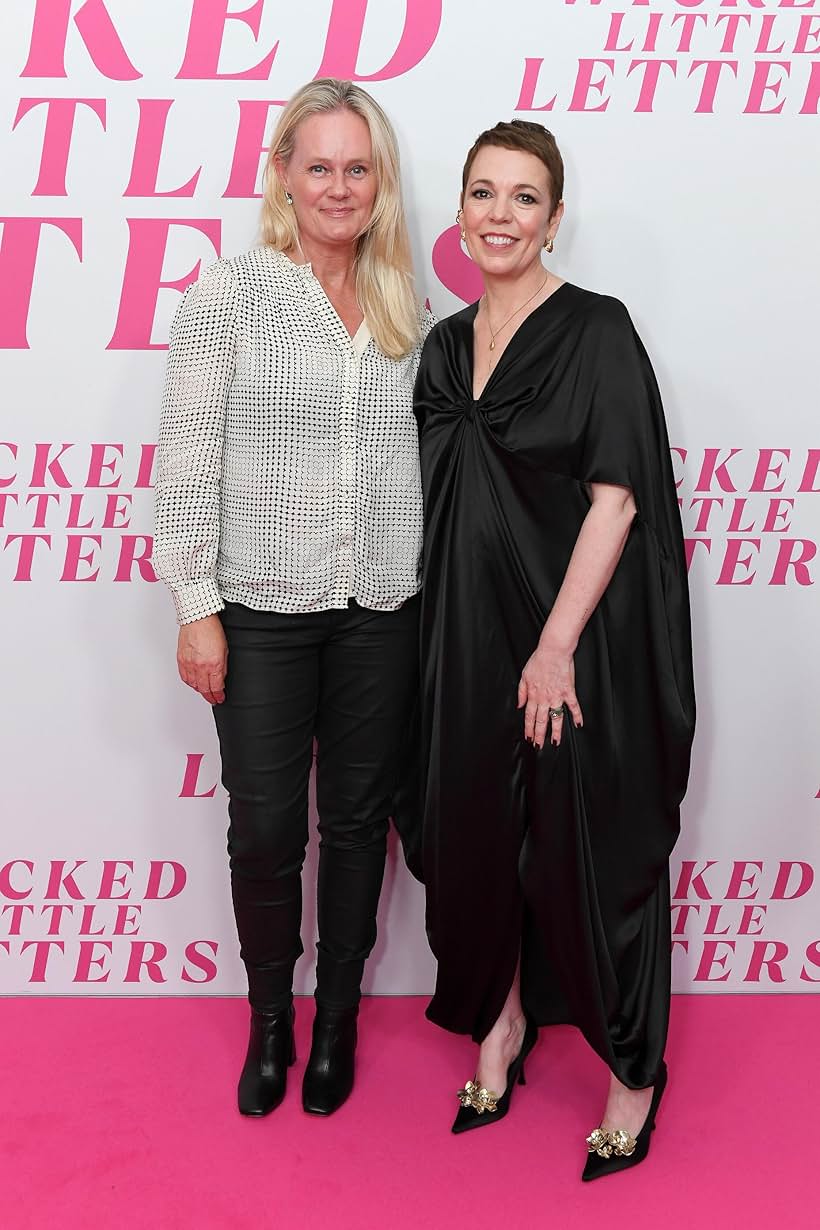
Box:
[518,1065,527,1087]
[289,1036,297,1066]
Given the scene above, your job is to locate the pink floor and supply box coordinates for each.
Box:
[1,996,815,1230]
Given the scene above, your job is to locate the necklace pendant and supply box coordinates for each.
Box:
[489,339,495,351]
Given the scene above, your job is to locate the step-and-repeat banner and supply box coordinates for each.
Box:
[2,1,818,995]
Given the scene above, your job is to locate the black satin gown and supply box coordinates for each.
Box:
[411,284,695,1090]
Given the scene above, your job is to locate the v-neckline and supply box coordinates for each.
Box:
[274,248,365,345]
[469,281,569,403]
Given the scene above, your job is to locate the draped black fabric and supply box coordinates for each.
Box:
[411,284,695,1090]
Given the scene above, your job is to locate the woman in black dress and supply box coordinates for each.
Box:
[414,121,695,1178]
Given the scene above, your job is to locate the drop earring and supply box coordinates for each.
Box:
[544,236,554,253]
[285,191,293,206]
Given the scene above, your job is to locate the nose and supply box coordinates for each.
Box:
[488,195,512,223]
[327,171,350,199]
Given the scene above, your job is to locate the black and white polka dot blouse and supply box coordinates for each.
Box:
[154,246,434,624]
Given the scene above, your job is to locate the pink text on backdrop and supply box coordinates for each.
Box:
[0,217,222,350]
[0,443,159,584]
[673,447,819,586]
[0,939,220,984]
[669,858,820,984]
[20,0,443,83]
[0,859,220,984]
[517,54,820,114]
[0,859,187,900]
[0,443,157,489]
[0,218,83,349]
[12,95,282,199]
[108,218,222,349]
[180,753,219,799]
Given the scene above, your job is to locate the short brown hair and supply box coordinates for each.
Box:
[461,120,564,214]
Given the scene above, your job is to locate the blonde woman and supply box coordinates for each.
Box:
[154,79,432,1118]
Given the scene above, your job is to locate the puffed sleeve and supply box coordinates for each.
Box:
[153,260,238,624]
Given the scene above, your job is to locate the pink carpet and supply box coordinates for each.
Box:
[0,996,814,1229]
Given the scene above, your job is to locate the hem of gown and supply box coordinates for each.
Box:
[425,999,665,1091]
[424,998,484,1045]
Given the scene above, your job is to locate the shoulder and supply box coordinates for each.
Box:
[178,247,296,320]
[421,301,475,350]
[182,256,239,306]
[557,286,642,360]
[420,301,437,336]
[412,301,438,349]
[169,257,242,341]
[195,245,305,300]
[559,284,634,331]
[217,245,294,296]
[442,301,478,330]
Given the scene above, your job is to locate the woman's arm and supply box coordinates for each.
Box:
[154,260,238,703]
[518,482,637,748]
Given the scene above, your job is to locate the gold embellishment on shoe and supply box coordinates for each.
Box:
[609,1128,637,1157]
[585,1127,637,1158]
[585,1128,613,1158]
[457,1079,499,1114]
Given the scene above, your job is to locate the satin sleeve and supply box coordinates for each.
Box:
[577,299,662,505]
[578,295,696,741]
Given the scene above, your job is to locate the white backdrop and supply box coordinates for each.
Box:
[1,0,818,996]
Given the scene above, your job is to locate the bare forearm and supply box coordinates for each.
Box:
[540,495,636,654]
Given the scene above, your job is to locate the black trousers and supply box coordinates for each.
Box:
[213,597,419,1013]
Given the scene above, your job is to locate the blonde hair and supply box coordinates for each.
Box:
[260,78,420,360]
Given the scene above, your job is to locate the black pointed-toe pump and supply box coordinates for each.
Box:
[451,1015,538,1135]
[582,1061,668,1181]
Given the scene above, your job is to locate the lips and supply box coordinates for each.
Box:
[481,234,517,248]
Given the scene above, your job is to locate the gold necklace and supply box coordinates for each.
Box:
[484,271,550,351]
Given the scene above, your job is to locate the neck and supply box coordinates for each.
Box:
[293,236,358,290]
[482,262,549,320]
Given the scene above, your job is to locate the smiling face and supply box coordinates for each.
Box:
[461,145,563,282]
[278,108,378,254]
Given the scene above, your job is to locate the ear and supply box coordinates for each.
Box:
[551,200,565,229]
[273,154,288,194]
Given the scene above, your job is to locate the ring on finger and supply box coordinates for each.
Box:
[548,706,564,719]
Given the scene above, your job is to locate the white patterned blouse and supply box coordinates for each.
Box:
[154,246,434,624]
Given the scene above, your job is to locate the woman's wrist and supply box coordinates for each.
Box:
[537,622,578,657]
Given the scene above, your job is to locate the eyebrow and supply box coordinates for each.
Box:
[304,155,373,165]
[470,178,542,193]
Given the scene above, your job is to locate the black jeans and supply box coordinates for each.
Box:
[213,597,419,1013]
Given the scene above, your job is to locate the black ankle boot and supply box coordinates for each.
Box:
[301,1004,358,1116]
[237,1001,296,1116]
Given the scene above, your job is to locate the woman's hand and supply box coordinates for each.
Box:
[517,638,583,749]
[177,614,228,705]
